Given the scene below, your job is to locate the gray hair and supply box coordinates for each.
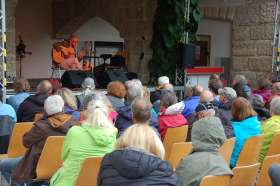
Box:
[44,95,64,116]
[160,90,177,107]
[270,97,280,115]
[184,85,193,99]
[125,79,144,102]
[82,92,113,111]
[272,82,280,95]
[131,98,152,123]
[234,74,246,84]
[82,77,95,90]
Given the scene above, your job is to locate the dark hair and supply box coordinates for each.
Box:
[208,79,223,95]
[209,74,220,81]
[233,82,249,99]
[160,90,177,108]
[232,97,257,121]
[192,86,203,96]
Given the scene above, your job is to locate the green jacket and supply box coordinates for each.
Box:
[50,125,117,186]
[176,117,232,186]
[259,115,280,162]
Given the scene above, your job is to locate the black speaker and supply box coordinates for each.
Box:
[95,69,128,88]
[61,71,95,89]
[177,43,196,69]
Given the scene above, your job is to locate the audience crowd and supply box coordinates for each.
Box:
[0,73,280,186]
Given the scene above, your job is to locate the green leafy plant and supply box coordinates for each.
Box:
[149,0,202,85]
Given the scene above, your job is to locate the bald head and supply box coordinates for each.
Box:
[37,80,52,94]
[200,90,214,102]
[131,98,152,123]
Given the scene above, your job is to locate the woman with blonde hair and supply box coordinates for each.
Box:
[98,124,181,185]
[51,99,117,186]
[230,97,261,168]
[56,88,80,120]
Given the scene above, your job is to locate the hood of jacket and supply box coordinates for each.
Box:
[109,148,172,179]
[117,101,132,121]
[47,113,72,128]
[192,117,226,152]
[27,93,48,107]
[231,116,260,131]
[82,124,116,147]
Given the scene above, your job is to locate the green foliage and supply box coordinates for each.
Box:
[149,0,202,85]
[149,0,185,85]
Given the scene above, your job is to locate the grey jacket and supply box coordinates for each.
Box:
[176,117,233,186]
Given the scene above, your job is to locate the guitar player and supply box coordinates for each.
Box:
[52,35,86,70]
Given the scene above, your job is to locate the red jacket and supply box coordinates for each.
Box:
[158,108,187,140]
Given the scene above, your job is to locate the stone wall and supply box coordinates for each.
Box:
[232,0,275,85]
[53,0,157,84]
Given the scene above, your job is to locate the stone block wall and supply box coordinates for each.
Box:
[232,0,275,86]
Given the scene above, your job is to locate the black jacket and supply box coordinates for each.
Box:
[17,93,48,122]
[98,148,182,186]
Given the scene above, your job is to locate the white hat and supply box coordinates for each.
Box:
[158,76,169,86]
[44,95,64,116]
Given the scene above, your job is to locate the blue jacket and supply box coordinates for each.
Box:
[115,101,158,136]
[64,106,80,121]
[182,96,200,118]
[7,92,30,112]
[230,116,261,168]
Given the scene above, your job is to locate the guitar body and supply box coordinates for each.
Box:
[52,43,76,65]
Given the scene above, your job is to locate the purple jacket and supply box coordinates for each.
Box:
[255,88,272,104]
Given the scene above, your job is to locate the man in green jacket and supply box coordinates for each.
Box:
[259,97,280,162]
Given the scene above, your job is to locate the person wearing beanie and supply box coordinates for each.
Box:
[176,117,232,186]
[0,95,78,185]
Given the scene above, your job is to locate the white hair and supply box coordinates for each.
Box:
[84,99,114,129]
[270,97,280,115]
[44,95,64,116]
[82,77,95,96]
[158,76,170,86]
[125,79,144,102]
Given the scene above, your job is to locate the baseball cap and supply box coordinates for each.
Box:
[195,102,215,113]
[218,87,237,100]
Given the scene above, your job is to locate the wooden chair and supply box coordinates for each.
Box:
[200,175,231,186]
[266,133,280,156]
[168,142,193,169]
[236,135,264,167]
[35,136,65,181]
[230,163,260,186]
[163,125,188,160]
[0,122,33,159]
[256,154,280,186]
[219,138,235,164]
[75,157,103,186]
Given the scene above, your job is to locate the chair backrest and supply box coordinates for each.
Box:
[168,142,193,169]
[256,154,280,186]
[266,133,280,156]
[230,163,260,186]
[7,122,33,158]
[35,136,65,180]
[219,138,235,164]
[163,125,188,159]
[236,135,264,166]
[75,157,103,186]
[200,175,231,186]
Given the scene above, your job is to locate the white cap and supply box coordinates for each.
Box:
[44,95,64,116]
[158,76,169,86]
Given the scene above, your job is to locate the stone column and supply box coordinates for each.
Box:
[6,0,18,81]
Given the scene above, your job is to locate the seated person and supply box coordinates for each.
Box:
[251,94,270,121]
[0,95,77,184]
[0,89,17,123]
[269,164,280,186]
[158,90,187,140]
[98,124,181,185]
[50,100,117,186]
[115,79,158,135]
[56,88,80,121]
[176,117,233,186]
[106,81,126,111]
[17,80,52,122]
[77,77,96,110]
[230,97,261,168]
[150,76,170,104]
[7,78,31,112]
[259,97,280,162]
[208,78,223,107]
